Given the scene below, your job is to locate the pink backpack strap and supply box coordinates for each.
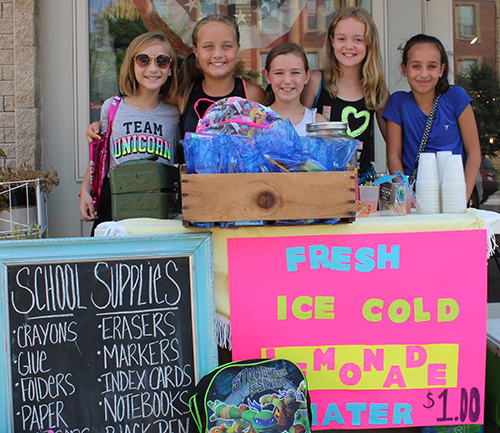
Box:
[197,119,270,133]
[242,79,248,97]
[193,98,215,120]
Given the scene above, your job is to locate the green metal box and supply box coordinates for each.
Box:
[111,192,178,220]
[109,159,180,220]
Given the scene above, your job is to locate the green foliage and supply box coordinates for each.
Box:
[234,60,260,82]
[0,224,42,241]
[10,224,41,240]
[106,16,148,71]
[107,17,148,50]
[456,61,500,157]
[89,13,147,107]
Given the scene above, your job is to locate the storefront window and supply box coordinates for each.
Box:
[88,0,372,120]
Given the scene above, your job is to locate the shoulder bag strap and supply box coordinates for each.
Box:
[104,95,121,140]
[409,93,441,186]
[313,73,323,108]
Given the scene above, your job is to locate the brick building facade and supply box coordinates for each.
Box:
[0,0,40,169]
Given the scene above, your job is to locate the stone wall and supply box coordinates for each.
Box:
[0,0,40,169]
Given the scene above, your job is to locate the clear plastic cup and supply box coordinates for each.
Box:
[359,185,380,212]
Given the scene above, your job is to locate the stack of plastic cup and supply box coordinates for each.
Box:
[436,151,452,212]
[415,152,440,214]
[441,154,467,214]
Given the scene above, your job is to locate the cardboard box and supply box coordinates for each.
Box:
[180,166,356,225]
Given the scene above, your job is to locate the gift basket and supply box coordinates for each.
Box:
[180,97,360,227]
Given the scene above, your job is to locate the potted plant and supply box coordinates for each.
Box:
[0,162,59,238]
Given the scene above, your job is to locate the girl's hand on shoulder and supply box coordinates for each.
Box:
[246,82,266,104]
[86,121,101,143]
[302,70,322,109]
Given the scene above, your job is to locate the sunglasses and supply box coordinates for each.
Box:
[134,53,172,69]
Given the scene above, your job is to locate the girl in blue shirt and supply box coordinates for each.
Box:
[383,34,481,200]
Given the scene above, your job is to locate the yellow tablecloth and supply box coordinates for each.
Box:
[109,209,485,321]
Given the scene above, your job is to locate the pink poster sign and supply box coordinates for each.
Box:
[228,230,487,429]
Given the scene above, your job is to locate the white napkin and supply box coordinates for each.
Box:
[479,209,500,258]
[94,221,129,237]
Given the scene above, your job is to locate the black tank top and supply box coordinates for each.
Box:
[180,78,247,138]
[314,73,376,184]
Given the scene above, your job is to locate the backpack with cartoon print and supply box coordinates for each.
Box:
[189,358,312,433]
[194,97,282,137]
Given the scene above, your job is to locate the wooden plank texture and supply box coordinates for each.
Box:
[180,170,356,222]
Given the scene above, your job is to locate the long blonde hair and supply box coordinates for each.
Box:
[323,7,387,111]
[119,31,177,98]
[177,14,241,112]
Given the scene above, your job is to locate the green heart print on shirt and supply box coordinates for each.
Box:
[342,106,370,138]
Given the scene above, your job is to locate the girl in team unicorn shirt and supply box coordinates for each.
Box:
[79,31,179,232]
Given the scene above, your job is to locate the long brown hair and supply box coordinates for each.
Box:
[119,31,177,98]
[262,42,309,106]
[177,14,240,112]
[323,7,387,110]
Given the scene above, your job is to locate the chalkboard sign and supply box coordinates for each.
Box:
[0,234,217,433]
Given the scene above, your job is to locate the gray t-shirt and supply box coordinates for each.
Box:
[100,97,180,169]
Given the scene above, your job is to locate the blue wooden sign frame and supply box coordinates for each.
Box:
[0,233,217,433]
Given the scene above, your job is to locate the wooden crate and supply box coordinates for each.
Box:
[180,166,356,225]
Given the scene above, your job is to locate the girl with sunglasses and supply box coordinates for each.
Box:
[79,31,179,233]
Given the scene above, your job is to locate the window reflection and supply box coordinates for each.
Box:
[88,0,372,118]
